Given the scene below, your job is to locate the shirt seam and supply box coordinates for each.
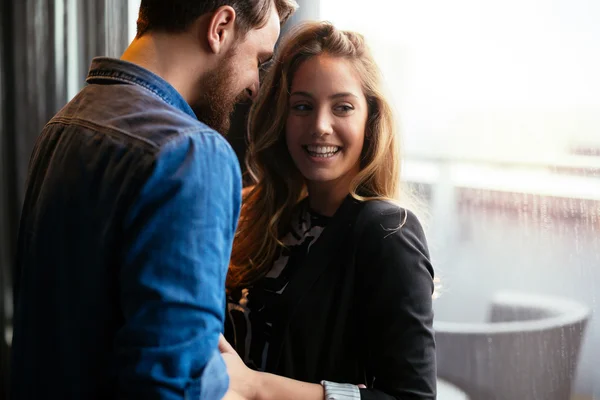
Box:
[48,116,225,150]
[86,71,174,108]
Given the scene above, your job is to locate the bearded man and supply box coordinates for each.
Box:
[10,1,297,399]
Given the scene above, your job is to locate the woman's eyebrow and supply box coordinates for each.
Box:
[289,91,359,99]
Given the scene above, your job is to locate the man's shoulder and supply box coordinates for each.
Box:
[53,83,231,153]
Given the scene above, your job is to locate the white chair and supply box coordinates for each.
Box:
[434,291,590,400]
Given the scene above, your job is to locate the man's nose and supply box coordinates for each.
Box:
[246,83,259,101]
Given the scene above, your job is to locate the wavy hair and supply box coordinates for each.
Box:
[227,21,403,290]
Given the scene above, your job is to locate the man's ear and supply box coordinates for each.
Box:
[206,6,237,55]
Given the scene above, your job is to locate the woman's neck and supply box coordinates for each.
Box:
[306,178,351,217]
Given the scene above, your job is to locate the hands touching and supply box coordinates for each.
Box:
[219,335,260,400]
[219,334,367,400]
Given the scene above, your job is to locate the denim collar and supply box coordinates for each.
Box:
[86,57,196,120]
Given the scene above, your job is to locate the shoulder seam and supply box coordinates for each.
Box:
[48,116,222,150]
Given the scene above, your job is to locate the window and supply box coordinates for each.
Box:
[321,0,599,398]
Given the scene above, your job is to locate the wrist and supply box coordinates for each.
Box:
[248,369,264,400]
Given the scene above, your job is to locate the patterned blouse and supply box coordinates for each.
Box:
[225,200,367,399]
[226,202,329,371]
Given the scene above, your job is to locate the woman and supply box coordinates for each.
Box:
[222,21,436,400]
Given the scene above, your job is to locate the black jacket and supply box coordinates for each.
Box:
[226,196,436,399]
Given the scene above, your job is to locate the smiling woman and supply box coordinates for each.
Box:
[223,21,436,400]
[285,54,368,213]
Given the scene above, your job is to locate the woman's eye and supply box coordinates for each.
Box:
[335,104,354,113]
[292,104,312,111]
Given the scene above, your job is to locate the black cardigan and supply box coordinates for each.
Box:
[225,196,436,399]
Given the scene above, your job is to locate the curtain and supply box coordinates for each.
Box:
[0,0,130,396]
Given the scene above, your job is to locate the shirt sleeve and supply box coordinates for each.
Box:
[356,203,437,400]
[116,132,242,399]
[321,381,361,400]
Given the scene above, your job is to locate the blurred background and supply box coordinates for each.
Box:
[0,0,598,398]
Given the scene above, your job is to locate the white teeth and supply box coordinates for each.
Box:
[304,145,340,158]
[306,145,340,154]
[311,152,336,158]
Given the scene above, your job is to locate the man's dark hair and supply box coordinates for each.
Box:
[136,0,298,38]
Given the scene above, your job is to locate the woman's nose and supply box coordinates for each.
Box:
[312,111,333,137]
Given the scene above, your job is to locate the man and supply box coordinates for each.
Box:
[10,1,297,399]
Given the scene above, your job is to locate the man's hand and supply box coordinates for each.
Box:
[219,335,260,400]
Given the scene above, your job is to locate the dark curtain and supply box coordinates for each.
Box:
[0,0,15,396]
[79,0,129,82]
[0,0,130,396]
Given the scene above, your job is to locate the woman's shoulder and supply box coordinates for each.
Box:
[354,199,434,284]
[356,199,424,236]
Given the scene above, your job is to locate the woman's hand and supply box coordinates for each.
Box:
[219,334,365,400]
[219,335,260,400]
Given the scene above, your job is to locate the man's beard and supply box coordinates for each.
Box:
[193,54,247,135]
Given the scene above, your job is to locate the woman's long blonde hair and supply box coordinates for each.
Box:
[227,21,402,291]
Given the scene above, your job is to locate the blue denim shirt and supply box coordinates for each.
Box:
[11,57,241,399]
